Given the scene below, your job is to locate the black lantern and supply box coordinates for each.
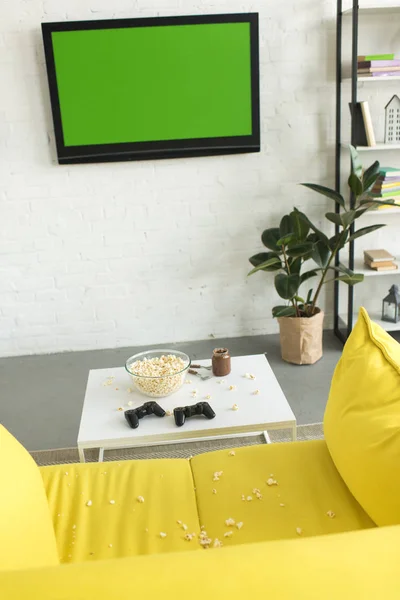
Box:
[382,285,400,323]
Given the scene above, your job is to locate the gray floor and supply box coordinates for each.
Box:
[0,332,343,451]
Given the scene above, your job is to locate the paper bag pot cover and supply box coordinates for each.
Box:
[277,309,324,365]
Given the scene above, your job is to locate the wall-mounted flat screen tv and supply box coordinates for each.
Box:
[41,13,260,164]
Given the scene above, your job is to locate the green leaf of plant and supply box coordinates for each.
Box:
[261,228,281,251]
[300,183,345,208]
[300,270,318,284]
[348,224,385,242]
[349,144,363,178]
[362,160,380,192]
[290,210,310,241]
[359,199,399,208]
[348,173,363,197]
[249,252,282,272]
[288,257,302,274]
[294,295,305,303]
[335,273,364,285]
[272,305,297,318]
[279,215,293,238]
[275,273,300,300]
[328,230,349,250]
[306,288,313,304]
[286,242,314,258]
[325,212,343,226]
[248,257,282,276]
[293,208,330,245]
[276,233,296,246]
[311,240,330,268]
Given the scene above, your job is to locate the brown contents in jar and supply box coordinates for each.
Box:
[212,348,231,377]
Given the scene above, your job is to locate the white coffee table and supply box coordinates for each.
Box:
[77,354,296,462]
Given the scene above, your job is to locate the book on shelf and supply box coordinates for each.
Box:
[358,60,400,69]
[371,190,400,198]
[374,182,400,190]
[360,101,376,146]
[364,249,395,263]
[358,54,394,61]
[365,262,398,272]
[365,259,397,269]
[349,102,368,146]
[359,72,400,77]
[380,167,400,178]
[358,67,400,73]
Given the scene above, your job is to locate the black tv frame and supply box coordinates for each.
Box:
[41,13,260,164]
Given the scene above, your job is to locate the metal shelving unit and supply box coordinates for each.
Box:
[334,2,400,343]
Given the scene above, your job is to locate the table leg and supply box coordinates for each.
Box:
[78,447,85,463]
[98,447,104,462]
[263,431,271,444]
[292,424,297,441]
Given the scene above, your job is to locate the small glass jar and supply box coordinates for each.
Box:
[212,348,231,377]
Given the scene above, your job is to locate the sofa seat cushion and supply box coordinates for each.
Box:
[0,425,59,571]
[40,457,200,563]
[324,307,400,526]
[191,439,374,546]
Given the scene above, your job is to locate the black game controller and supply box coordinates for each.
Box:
[125,401,166,429]
[174,402,216,427]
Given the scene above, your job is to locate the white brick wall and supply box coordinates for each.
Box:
[0,0,340,357]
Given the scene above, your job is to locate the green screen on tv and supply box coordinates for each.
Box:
[42,14,260,163]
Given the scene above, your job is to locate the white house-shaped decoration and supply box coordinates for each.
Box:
[385,94,400,144]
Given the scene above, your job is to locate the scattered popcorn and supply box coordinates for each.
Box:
[267,478,278,486]
[247,496,253,502]
[109,500,115,505]
[57,514,61,517]
[65,472,68,475]
[177,520,182,525]
[108,544,113,548]
[249,374,256,380]
[236,522,244,530]
[115,388,119,391]
[103,376,115,386]
[86,500,92,507]
[217,380,225,385]
[213,538,223,548]
[127,401,133,407]
[200,525,206,530]
[185,379,192,384]
[192,389,199,395]
[253,389,260,395]
[182,524,188,531]
[137,496,145,503]
[72,525,76,530]
[213,470,223,481]
[327,510,336,518]
[232,404,239,411]
[241,494,246,501]
[212,489,217,494]
[253,488,261,494]
[296,527,302,536]
[165,410,173,416]
[160,532,167,538]
[127,388,132,393]
[229,385,236,391]
[117,407,124,411]
[280,503,285,507]
[199,537,212,547]
[228,450,236,456]
[185,533,195,541]
[225,518,235,526]
[224,531,233,538]
[205,394,212,400]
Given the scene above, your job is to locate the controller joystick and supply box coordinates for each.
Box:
[174,402,216,427]
[125,401,166,429]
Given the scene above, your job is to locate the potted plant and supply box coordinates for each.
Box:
[248,146,391,364]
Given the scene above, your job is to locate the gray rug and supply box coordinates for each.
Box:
[30,423,323,466]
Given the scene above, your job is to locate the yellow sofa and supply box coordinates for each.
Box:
[1,307,400,598]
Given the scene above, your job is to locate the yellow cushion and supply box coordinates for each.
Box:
[324,307,400,526]
[40,457,201,563]
[0,425,58,571]
[1,526,400,599]
[191,439,374,545]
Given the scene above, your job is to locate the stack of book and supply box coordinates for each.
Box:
[371,167,400,203]
[358,54,400,78]
[364,249,397,272]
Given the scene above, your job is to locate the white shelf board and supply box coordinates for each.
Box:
[343,6,400,16]
[341,143,400,151]
[340,312,400,332]
[362,207,400,215]
[359,75,400,82]
[340,259,399,277]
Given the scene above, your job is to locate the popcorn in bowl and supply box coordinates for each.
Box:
[125,350,190,398]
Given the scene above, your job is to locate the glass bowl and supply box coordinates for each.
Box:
[125,349,191,398]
